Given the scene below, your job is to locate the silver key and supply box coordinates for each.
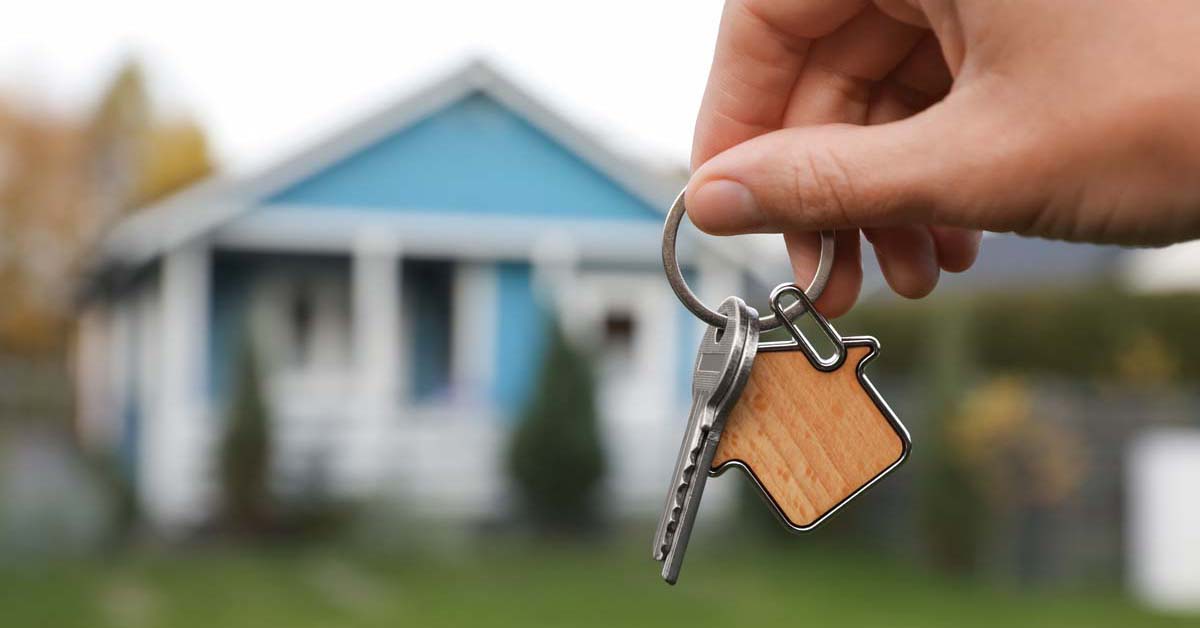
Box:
[652,296,759,584]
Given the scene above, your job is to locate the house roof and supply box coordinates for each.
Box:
[88,60,754,283]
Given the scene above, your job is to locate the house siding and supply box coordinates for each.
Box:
[265,93,661,223]
[494,261,548,419]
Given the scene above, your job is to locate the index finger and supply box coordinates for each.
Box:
[691,0,868,170]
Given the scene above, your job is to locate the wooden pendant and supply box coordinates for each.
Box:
[710,337,909,531]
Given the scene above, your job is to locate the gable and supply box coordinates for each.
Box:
[266,92,662,221]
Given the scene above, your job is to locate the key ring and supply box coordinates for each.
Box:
[662,188,835,332]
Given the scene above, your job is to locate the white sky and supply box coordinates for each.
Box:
[3,2,1173,298]
[1,0,723,174]
[0,0,829,280]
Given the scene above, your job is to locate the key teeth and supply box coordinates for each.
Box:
[659,428,707,557]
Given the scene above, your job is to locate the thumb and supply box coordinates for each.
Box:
[685,98,1010,235]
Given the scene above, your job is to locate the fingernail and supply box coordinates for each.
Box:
[689,179,759,232]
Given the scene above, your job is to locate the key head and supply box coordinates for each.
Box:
[710,336,910,531]
[689,297,750,404]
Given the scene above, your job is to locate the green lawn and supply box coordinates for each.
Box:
[3,540,1193,628]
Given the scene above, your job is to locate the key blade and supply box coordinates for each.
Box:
[661,430,721,584]
[652,400,710,560]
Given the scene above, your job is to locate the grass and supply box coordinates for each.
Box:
[2,537,1194,628]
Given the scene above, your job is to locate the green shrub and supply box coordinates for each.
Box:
[507,321,606,534]
[843,287,1200,382]
[910,300,987,573]
[218,340,272,535]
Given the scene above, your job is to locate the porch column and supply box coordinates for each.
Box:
[349,234,402,493]
[451,262,497,405]
[148,238,211,530]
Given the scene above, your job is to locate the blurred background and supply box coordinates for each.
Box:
[2,2,1199,627]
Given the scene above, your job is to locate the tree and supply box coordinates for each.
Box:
[87,60,214,215]
[508,321,606,534]
[218,339,272,535]
[0,59,214,357]
[916,298,987,574]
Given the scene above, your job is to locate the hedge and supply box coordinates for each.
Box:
[832,285,1200,382]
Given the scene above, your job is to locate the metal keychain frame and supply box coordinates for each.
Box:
[709,282,913,533]
[661,188,836,332]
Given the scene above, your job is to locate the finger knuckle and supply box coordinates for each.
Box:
[788,148,860,228]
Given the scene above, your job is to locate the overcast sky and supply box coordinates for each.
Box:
[1,0,854,282]
[6,2,1191,294]
[1,0,723,174]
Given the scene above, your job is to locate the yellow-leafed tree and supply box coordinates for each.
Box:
[0,59,213,356]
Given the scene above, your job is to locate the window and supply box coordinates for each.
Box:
[288,286,315,366]
[600,309,636,377]
[403,260,455,402]
[603,311,635,353]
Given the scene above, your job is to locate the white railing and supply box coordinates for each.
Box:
[151,368,737,525]
[265,369,508,518]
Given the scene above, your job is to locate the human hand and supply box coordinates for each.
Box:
[687,0,1200,316]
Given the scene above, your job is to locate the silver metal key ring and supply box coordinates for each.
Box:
[662,188,835,332]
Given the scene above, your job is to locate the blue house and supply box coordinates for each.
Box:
[74,61,750,529]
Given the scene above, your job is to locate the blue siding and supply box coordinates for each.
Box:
[119,317,141,484]
[494,262,548,418]
[267,93,661,222]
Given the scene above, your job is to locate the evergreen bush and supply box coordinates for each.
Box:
[507,321,606,534]
[218,340,272,535]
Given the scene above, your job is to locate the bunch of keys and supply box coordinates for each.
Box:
[653,191,912,585]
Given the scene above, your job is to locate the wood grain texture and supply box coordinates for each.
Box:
[711,344,905,529]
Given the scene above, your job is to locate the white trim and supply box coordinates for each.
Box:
[207,204,738,267]
[91,59,690,275]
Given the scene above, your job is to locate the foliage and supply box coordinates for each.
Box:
[951,377,1084,508]
[913,299,987,574]
[841,287,1200,383]
[0,59,212,357]
[217,340,272,535]
[135,120,212,206]
[507,321,606,534]
[90,62,214,208]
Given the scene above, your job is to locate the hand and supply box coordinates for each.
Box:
[687,0,1200,316]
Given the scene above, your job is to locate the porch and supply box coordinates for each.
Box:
[77,222,744,530]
